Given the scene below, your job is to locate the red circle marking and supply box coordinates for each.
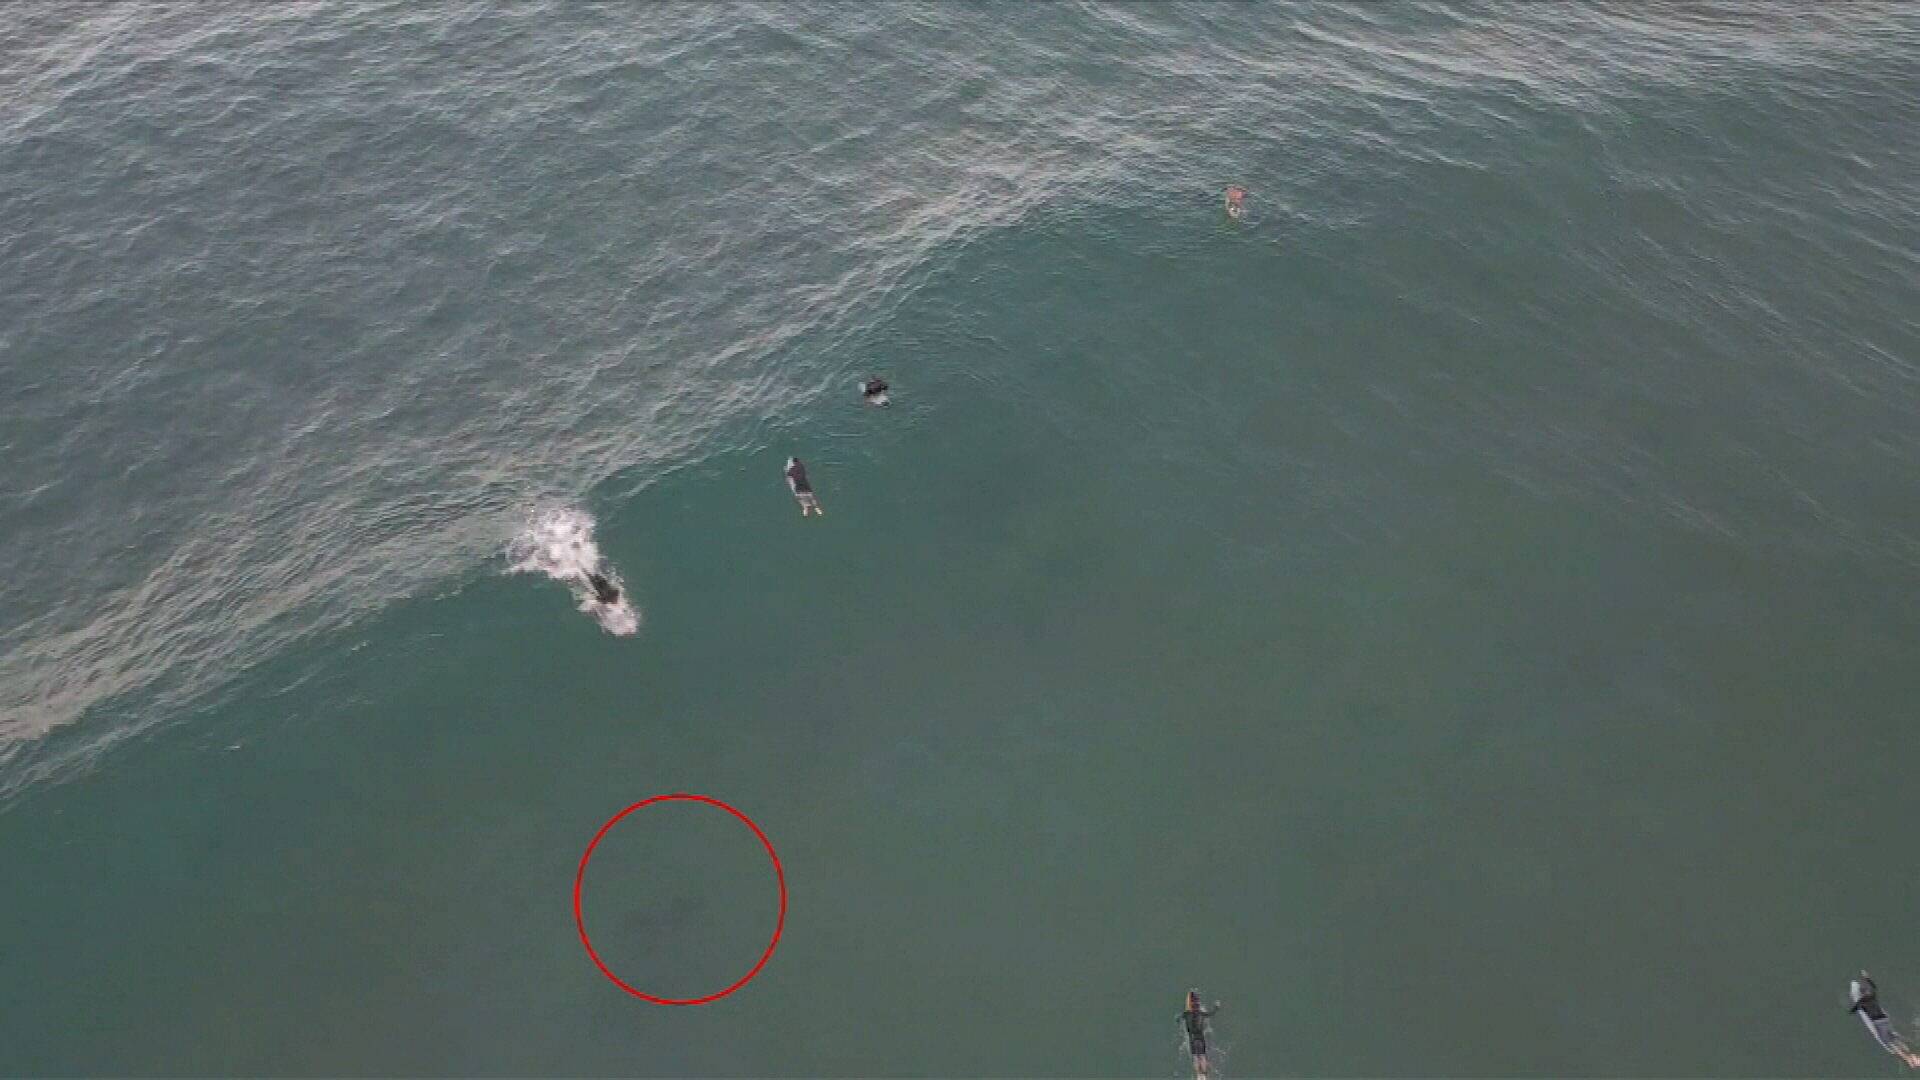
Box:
[574,793,786,1006]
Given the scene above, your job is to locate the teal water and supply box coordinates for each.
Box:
[5,2,1920,1075]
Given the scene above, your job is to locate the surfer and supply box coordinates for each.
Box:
[1179,990,1221,1078]
[584,570,620,606]
[785,456,823,517]
[1851,972,1920,1066]
[861,375,891,407]
[1225,186,1246,220]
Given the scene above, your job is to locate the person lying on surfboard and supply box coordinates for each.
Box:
[1179,990,1221,1077]
[1224,187,1246,220]
[1851,972,1920,1066]
[785,456,823,517]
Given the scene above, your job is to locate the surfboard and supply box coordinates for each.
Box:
[1861,1010,1906,1056]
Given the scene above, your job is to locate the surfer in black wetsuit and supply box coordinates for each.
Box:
[584,570,620,605]
[1853,973,1884,1019]
[576,568,622,599]
[786,456,822,516]
[861,376,890,406]
[1851,972,1920,1065]
[1180,990,1220,1077]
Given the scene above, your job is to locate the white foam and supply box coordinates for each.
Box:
[507,507,640,637]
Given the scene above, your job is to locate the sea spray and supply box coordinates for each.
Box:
[507,507,639,636]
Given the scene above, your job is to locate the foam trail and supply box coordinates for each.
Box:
[506,507,639,636]
[1173,1038,1226,1080]
[1175,1020,1225,1079]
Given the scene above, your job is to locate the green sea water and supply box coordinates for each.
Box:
[4,3,1920,1076]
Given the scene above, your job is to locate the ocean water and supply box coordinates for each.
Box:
[4,1,1920,1075]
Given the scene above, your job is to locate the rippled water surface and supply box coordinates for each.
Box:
[2,2,1919,1075]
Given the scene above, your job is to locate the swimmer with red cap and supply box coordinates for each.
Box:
[1224,187,1246,220]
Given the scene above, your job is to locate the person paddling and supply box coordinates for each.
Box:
[1179,990,1222,1078]
[1852,972,1920,1067]
[785,456,823,517]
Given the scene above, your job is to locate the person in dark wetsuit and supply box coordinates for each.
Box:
[1853,973,1885,1019]
[861,376,890,406]
[1851,972,1920,1065]
[1179,990,1220,1074]
[585,571,620,605]
[785,456,823,516]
